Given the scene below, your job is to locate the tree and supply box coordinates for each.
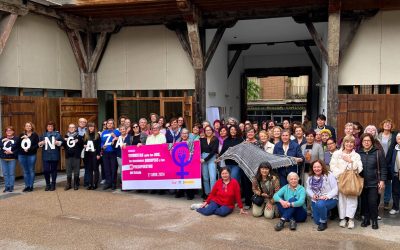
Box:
[247,80,261,100]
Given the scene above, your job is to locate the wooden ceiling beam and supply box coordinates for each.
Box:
[204,26,225,70]
[305,21,328,63]
[0,12,17,55]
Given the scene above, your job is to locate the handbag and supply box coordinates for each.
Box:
[338,163,364,196]
[251,181,265,206]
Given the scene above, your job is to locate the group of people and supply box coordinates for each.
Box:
[193,115,398,232]
[1,113,399,232]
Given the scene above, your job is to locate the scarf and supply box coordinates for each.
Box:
[66,131,78,138]
[309,175,324,195]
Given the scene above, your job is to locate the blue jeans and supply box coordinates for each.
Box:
[226,164,241,182]
[384,180,392,204]
[18,154,37,188]
[1,159,17,190]
[276,197,307,222]
[311,199,337,224]
[201,153,217,195]
[197,201,233,217]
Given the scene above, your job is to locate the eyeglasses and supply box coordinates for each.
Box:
[133,126,139,128]
[327,142,335,145]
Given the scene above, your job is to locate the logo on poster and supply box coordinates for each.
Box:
[172,143,192,179]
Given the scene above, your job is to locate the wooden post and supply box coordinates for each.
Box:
[305,21,328,63]
[64,27,111,98]
[327,0,341,129]
[0,13,17,56]
[186,21,205,122]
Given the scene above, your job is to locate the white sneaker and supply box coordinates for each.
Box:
[347,219,354,229]
[190,203,203,210]
[389,209,399,215]
[100,179,106,185]
[244,205,251,210]
[377,216,382,220]
[339,219,347,228]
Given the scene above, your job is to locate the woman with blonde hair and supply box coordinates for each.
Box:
[330,135,363,229]
[258,130,274,154]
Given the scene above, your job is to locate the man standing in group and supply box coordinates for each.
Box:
[314,114,336,140]
[166,118,181,143]
[78,118,89,187]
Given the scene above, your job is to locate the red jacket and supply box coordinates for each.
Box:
[206,178,243,209]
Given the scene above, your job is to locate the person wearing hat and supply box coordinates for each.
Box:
[320,128,332,151]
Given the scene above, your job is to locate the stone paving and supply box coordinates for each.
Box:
[1,172,400,250]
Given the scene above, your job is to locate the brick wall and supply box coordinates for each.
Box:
[260,76,286,99]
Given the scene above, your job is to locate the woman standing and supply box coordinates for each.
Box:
[217,126,228,154]
[176,128,196,199]
[197,167,246,217]
[84,123,101,190]
[330,135,363,229]
[17,122,39,192]
[390,133,400,215]
[271,126,282,144]
[252,162,280,219]
[190,123,201,141]
[358,133,387,229]
[306,160,338,231]
[293,126,306,147]
[115,125,131,190]
[273,130,304,186]
[63,123,83,191]
[258,130,274,154]
[324,138,338,167]
[38,121,63,191]
[200,126,219,199]
[219,125,244,181]
[100,119,121,190]
[0,126,18,192]
[301,130,324,183]
[131,122,141,145]
[338,123,361,151]
[377,119,397,210]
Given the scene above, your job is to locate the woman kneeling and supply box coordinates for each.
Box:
[252,162,280,219]
[197,167,246,217]
[306,160,338,231]
[273,172,306,231]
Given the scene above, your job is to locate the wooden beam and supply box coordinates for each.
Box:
[0,1,28,15]
[228,49,243,77]
[305,21,328,63]
[327,0,341,129]
[88,32,109,72]
[65,29,88,72]
[339,17,362,60]
[0,13,17,55]
[194,68,206,122]
[186,21,203,69]
[303,45,322,78]
[204,26,226,70]
[175,28,193,66]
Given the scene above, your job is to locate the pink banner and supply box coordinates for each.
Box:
[121,141,201,190]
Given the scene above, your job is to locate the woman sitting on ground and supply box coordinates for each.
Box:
[197,167,246,217]
[252,162,280,219]
[306,160,338,231]
[273,172,307,231]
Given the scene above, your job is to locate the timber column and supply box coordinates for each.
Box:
[327,0,341,129]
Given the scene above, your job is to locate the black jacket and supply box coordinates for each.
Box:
[358,147,387,187]
[63,134,84,159]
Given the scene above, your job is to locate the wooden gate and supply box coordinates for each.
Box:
[338,94,400,139]
[1,96,59,176]
[1,96,98,176]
